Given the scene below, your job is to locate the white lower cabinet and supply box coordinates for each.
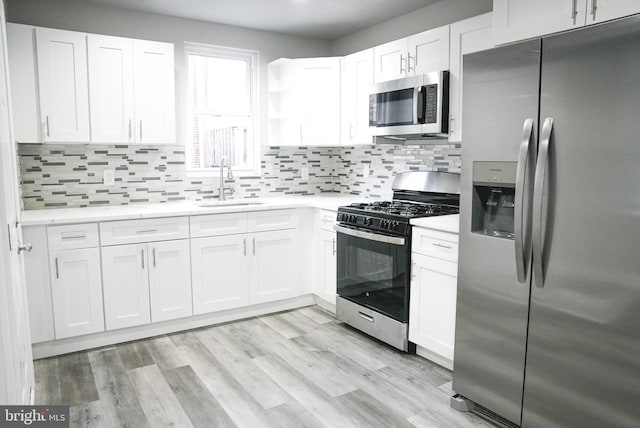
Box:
[102,243,151,330]
[409,253,458,367]
[409,224,459,370]
[148,240,192,322]
[317,228,337,306]
[102,239,191,330]
[191,234,249,314]
[250,229,300,304]
[50,248,104,339]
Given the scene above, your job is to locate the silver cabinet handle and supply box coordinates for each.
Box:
[136,229,158,234]
[252,237,256,255]
[532,117,554,288]
[18,243,33,254]
[407,52,414,72]
[515,118,534,283]
[152,248,156,268]
[61,235,86,240]
[590,0,597,20]
[128,119,132,140]
[139,120,143,139]
[332,238,336,256]
[432,242,452,250]
[399,54,405,74]
[141,249,145,269]
[45,116,50,138]
[450,117,455,135]
[55,257,59,279]
[243,238,247,256]
[358,312,374,323]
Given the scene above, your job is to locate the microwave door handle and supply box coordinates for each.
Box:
[532,117,554,288]
[515,118,534,283]
[413,86,424,125]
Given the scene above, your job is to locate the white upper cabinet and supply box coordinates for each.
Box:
[133,40,175,144]
[268,57,341,146]
[87,34,135,144]
[6,25,175,145]
[493,0,587,45]
[408,26,450,75]
[448,13,493,143]
[35,27,91,143]
[373,38,408,83]
[493,0,640,45]
[374,25,450,83]
[341,48,374,146]
[587,0,640,24]
[6,24,40,143]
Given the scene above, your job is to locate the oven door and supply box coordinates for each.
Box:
[335,224,410,322]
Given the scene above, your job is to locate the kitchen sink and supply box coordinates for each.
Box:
[196,200,265,208]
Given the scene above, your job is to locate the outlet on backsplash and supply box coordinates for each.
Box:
[103,170,115,186]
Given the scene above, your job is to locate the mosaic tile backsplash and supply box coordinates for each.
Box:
[18,142,461,210]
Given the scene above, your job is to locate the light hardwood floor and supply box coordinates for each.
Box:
[34,306,493,427]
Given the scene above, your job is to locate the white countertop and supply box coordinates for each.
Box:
[410,214,460,234]
[20,195,372,226]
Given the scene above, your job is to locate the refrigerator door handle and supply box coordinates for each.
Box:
[532,117,554,288]
[515,118,534,282]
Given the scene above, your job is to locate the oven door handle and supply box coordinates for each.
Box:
[334,224,406,246]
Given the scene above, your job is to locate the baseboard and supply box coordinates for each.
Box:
[32,294,315,359]
[415,344,453,370]
[312,294,336,314]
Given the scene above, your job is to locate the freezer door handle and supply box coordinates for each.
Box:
[532,117,554,288]
[515,118,534,282]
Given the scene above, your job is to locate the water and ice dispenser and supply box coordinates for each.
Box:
[471,162,517,239]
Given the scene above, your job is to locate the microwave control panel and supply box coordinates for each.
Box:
[425,84,438,124]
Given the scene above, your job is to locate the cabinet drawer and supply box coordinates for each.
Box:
[412,227,459,263]
[100,217,189,246]
[318,209,337,232]
[248,209,299,232]
[190,213,248,238]
[48,223,99,251]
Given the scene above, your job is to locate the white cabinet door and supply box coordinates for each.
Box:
[249,229,300,304]
[50,248,104,339]
[374,38,407,82]
[342,48,374,146]
[588,0,640,23]
[133,40,175,144]
[102,243,151,330]
[318,229,337,305]
[408,253,458,367]
[448,13,493,143]
[6,24,40,143]
[87,34,135,144]
[35,27,90,143]
[22,226,54,343]
[493,0,588,45]
[148,240,192,322]
[408,25,450,75]
[191,235,249,314]
[297,58,341,145]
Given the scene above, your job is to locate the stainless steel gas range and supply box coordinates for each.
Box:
[334,171,460,352]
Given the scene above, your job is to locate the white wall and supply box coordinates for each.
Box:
[5,0,332,147]
[331,0,492,56]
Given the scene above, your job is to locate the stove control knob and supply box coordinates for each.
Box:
[365,218,373,226]
[391,221,400,231]
[350,215,358,223]
[380,220,388,230]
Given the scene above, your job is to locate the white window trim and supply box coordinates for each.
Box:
[184,42,260,178]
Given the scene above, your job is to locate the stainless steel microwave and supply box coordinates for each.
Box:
[369,71,449,140]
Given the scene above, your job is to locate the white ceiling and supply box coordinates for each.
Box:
[84,0,442,39]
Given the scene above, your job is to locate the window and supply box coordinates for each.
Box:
[185,43,258,174]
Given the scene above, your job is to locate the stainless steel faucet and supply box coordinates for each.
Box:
[216,156,234,201]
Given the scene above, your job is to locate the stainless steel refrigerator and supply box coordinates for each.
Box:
[453,15,640,428]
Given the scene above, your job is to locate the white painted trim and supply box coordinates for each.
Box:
[313,294,336,314]
[32,294,315,359]
[416,344,453,371]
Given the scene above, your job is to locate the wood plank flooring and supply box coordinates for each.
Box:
[34,306,493,428]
